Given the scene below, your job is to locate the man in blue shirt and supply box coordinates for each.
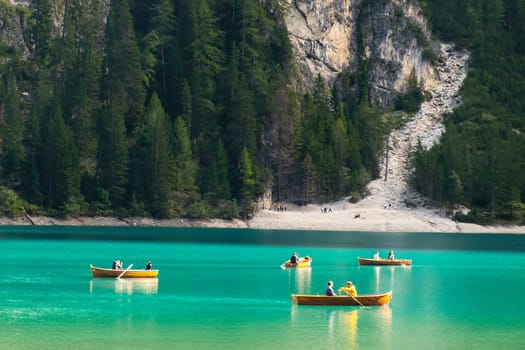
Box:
[325,281,337,296]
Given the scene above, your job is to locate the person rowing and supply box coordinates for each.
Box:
[338,281,357,297]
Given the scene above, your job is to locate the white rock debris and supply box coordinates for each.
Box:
[368,43,470,210]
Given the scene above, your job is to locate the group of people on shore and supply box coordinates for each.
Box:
[320,207,332,214]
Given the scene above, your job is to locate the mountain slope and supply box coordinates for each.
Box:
[368,43,469,210]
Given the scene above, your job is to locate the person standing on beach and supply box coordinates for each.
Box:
[325,281,337,296]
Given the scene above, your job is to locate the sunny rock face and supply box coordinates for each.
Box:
[285,0,439,107]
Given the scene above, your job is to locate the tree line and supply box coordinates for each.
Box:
[0,0,523,225]
[0,0,385,219]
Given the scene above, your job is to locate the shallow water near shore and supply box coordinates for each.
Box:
[1,227,524,349]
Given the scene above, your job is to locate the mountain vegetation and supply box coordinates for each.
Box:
[0,0,523,225]
[413,0,525,224]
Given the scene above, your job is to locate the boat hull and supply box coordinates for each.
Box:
[357,257,412,266]
[291,291,392,306]
[90,264,159,278]
[282,257,312,268]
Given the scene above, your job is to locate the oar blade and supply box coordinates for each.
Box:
[117,264,133,279]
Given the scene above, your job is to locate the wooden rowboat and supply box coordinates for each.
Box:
[281,256,312,268]
[90,264,159,278]
[291,291,392,306]
[357,257,412,266]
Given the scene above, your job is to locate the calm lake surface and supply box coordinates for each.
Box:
[1,226,524,349]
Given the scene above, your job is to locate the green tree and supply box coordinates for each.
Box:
[173,117,197,193]
[59,0,104,161]
[238,147,256,217]
[149,0,178,97]
[302,152,318,204]
[1,72,25,187]
[395,69,424,113]
[186,0,225,137]
[30,0,53,66]
[96,82,129,210]
[104,0,146,135]
[40,97,82,211]
[142,93,177,217]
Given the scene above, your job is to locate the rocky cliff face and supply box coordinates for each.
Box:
[286,0,438,107]
[5,0,438,109]
[1,1,29,57]
[2,0,109,58]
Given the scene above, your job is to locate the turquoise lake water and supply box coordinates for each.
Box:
[1,226,524,349]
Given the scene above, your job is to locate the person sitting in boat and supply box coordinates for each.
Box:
[388,250,395,260]
[338,281,357,297]
[112,260,123,269]
[146,261,152,270]
[290,252,299,264]
[373,251,380,259]
[325,281,337,296]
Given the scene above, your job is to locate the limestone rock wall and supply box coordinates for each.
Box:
[286,0,360,88]
[6,0,439,110]
[3,0,110,58]
[1,1,29,57]
[286,0,438,107]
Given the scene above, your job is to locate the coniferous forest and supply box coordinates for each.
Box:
[0,0,524,224]
[414,0,525,223]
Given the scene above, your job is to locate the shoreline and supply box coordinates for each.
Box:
[1,202,523,234]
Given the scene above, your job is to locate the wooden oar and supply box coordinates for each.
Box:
[117,264,133,279]
[349,294,364,307]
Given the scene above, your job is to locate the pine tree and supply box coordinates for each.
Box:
[59,0,104,160]
[213,139,232,199]
[173,117,197,193]
[180,80,192,129]
[186,0,225,137]
[264,85,295,201]
[105,0,146,135]
[96,82,129,210]
[142,93,177,217]
[149,0,178,97]
[302,152,318,204]
[1,72,25,188]
[30,0,53,66]
[200,138,231,200]
[40,97,82,211]
[238,147,256,217]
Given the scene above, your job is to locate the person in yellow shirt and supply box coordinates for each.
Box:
[338,281,357,296]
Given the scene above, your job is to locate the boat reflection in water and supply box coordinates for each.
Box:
[294,266,312,293]
[332,306,391,348]
[343,309,358,347]
[327,309,359,347]
[89,278,159,295]
[291,302,392,348]
[371,264,412,294]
